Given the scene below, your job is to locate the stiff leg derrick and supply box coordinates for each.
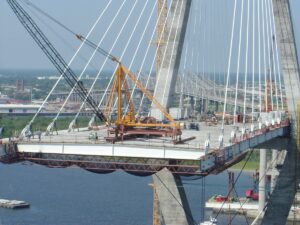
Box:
[105,64,182,143]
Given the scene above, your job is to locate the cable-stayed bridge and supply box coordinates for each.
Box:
[52,73,267,112]
[0,0,299,224]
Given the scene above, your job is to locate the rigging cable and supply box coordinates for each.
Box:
[267,0,279,111]
[215,149,255,219]
[77,0,136,118]
[258,0,262,113]
[72,0,143,123]
[186,1,195,100]
[195,0,203,103]
[222,0,238,129]
[21,1,101,72]
[104,0,164,119]
[179,32,189,110]
[138,0,174,114]
[264,0,274,111]
[243,0,250,124]
[17,0,112,136]
[22,0,116,61]
[201,1,208,114]
[122,0,165,117]
[229,150,282,223]
[270,0,284,110]
[233,0,245,125]
[251,0,256,123]
[225,170,250,225]
[261,0,268,112]
[42,0,115,129]
[159,0,184,108]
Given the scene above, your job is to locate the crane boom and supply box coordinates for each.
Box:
[7,0,106,121]
[13,0,183,142]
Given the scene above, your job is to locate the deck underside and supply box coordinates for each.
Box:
[0,121,290,176]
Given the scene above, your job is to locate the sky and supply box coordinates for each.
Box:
[0,0,300,73]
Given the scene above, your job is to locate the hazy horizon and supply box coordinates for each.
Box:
[1,0,300,73]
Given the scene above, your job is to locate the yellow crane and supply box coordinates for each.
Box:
[20,0,181,143]
[104,63,181,142]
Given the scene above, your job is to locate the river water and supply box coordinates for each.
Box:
[0,163,254,225]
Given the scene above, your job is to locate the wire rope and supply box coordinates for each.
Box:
[72,0,143,122]
[226,170,250,225]
[258,0,262,113]
[264,0,274,111]
[229,150,282,223]
[262,0,268,112]
[22,1,101,72]
[251,0,256,123]
[122,1,165,117]
[201,1,207,114]
[222,0,238,129]
[215,149,255,219]
[19,0,112,135]
[270,0,284,110]
[48,0,116,125]
[267,0,279,111]
[233,0,245,125]
[107,0,168,117]
[243,0,250,124]
[22,0,116,61]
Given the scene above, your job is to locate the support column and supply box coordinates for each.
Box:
[270,149,279,193]
[153,168,193,225]
[262,0,300,223]
[259,149,267,212]
[151,0,192,120]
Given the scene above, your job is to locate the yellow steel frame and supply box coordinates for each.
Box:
[105,66,135,124]
[105,63,179,129]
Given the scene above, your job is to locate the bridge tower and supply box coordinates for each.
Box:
[151,0,192,120]
[262,0,300,224]
[155,0,169,76]
[151,1,193,224]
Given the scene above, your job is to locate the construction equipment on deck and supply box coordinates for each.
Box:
[104,63,182,142]
[9,0,182,143]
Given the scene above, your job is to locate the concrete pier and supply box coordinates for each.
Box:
[270,149,279,193]
[259,149,267,212]
[153,168,193,225]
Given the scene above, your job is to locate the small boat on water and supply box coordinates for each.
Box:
[200,216,218,225]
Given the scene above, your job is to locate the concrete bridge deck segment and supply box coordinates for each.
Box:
[0,120,290,176]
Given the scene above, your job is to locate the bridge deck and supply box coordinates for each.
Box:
[1,121,288,176]
[24,122,242,150]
